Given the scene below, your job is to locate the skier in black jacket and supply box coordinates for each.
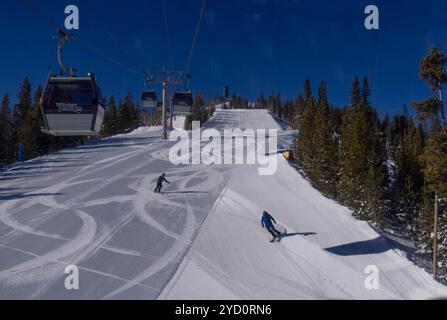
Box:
[154,173,170,193]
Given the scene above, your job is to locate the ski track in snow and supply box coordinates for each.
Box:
[1,111,447,299]
[0,126,231,299]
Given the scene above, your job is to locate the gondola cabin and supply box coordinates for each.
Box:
[40,73,105,136]
[171,92,193,115]
[141,90,157,113]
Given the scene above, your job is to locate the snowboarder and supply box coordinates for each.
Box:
[154,173,170,193]
[261,211,282,242]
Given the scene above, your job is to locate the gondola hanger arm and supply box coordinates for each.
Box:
[57,29,76,77]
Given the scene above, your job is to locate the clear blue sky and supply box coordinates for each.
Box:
[1,0,447,116]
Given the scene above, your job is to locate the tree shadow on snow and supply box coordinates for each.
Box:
[324,236,414,256]
[283,232,317,238]
[161,191,209,195]
[0,192,63,201]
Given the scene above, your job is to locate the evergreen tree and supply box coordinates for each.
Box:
[17,86,44,160]
[339,81,356,204]
[124,92,139,131]
[0,94,13,164]
[420,128,447,201]
[296,91,316,173]
[283,101,294,124]
[102,96,118,136]
[338,77,370,216]
[275,93,283,119]
[413,48,447,265]
[293,94,305,128]
[14,77,32,126]
[312,81,338,196]
[116,98,128,133]
[391,116,424,235]
[418,47,447,125]
[185,93,208,130]
[363,77,387,224]
[418,127,447,273]
[303,78,312,103]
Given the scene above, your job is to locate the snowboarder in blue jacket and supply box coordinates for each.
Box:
[261,211,281,241]
[154,173,170,193]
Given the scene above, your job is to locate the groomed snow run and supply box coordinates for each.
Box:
[160,110,447,300]
[0,109,446,300]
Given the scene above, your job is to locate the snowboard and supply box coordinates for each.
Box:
[265,224,287,243]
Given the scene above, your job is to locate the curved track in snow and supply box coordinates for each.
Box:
[0,127,229,299]
[0,109,446,299]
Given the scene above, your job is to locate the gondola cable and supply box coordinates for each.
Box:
[160,0,206,116]
[16,0,146,80]
[73,36,146,79]
[80,0,151,73]
[162,0,175,69]
[108,0,154,70]
[184,0,207,74]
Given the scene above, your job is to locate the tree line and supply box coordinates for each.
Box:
[265,48,447,281]
[0,81,222,168]
[0,79,144,167]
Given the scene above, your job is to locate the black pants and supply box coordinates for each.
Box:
[266,224,281,238]
[154,184,163,193]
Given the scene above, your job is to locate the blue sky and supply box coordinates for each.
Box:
[1,0,447,116]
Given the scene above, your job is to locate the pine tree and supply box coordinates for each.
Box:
[0,94,13,164]
[15,77,32,127]
[420,128,447,198]
[362,77,387,224]
[296,92,316,173]
[285,101,295,124]
[419,127,447,275]
[102,96,118,136]
[339,80,357,207]
[338,77,371,216]
[412,48,447,270]
[312,81,338,196]
[116,98,128,133]
[391,117,425,235]
[123,92,139,131]
[185,93,207,130]
[275,93,283,119]
[418,47,447,125]
[290,94,305,130]
[303,78,312,103]
[17,86,44,160]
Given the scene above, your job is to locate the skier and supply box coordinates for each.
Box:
[261,211,282,242]
[154,173,170,193]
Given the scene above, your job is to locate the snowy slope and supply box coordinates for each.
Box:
[0,126,231,299]
[0,109,446,300]
[160,110,447,300]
